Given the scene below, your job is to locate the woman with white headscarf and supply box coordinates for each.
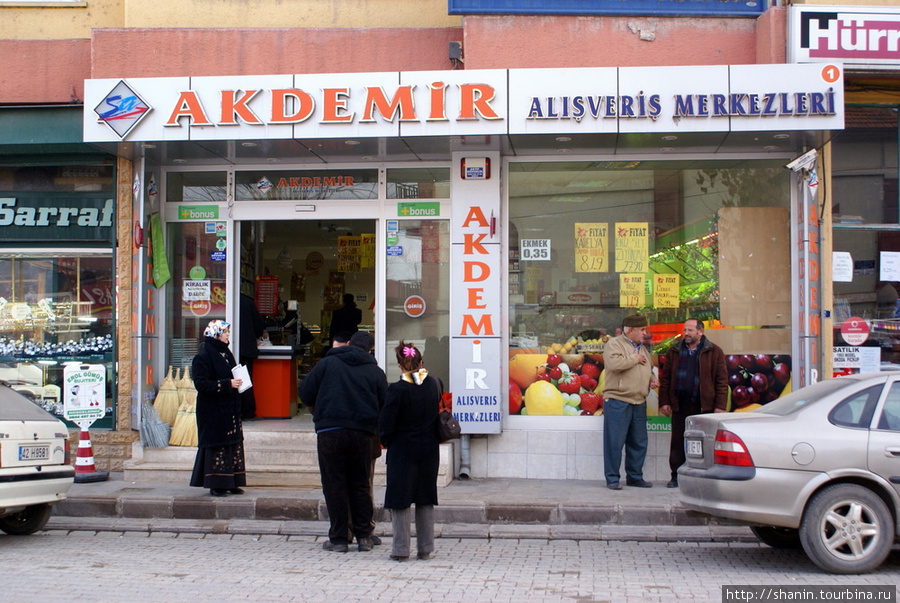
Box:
[189,320,247,497]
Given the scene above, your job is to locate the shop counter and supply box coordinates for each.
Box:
[253,346,298,419]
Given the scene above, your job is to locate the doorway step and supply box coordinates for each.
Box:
[123,419,460,487]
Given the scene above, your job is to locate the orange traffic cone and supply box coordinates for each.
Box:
[74,428,109,483]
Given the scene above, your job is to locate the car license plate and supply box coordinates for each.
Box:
[685,439,703,459]
[19,444,50,461]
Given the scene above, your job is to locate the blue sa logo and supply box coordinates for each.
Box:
[94,80,152,139]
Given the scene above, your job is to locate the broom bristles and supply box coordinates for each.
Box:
[154,365,180,427]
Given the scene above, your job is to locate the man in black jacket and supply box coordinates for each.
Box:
[298,331,386,553]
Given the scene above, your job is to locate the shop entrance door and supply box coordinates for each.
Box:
[237,219,376,418]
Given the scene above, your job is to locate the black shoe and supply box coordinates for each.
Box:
[229,488,245,495]
[390,555,408,562]
[626,480,653,488]
[210,489,228,497]
[370,535,382,546]
[358,537,374,552]
[666,479,679,488]
[606,482,623,490]
[322,541,349,553]
[417,552,432,560]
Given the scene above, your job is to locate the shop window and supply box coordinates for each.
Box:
[508,160,791,418]
[234,170,378,201]
[386,168,451,199]
[0,254,115,428]
[385,220,450,384]
[166,171,227,203]
[832,106,900,370]
[165,222,228,368]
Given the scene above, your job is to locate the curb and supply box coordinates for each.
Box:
[46,515,757,542]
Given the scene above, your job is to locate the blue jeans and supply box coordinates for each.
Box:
[602,398,648,485]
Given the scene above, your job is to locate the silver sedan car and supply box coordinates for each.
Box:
[679,373,900,574]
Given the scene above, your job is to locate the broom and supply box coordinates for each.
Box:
[140,400,171,448]
[169,366,198,447]
[153,366,180,427]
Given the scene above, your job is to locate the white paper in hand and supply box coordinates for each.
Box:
[231,364,252,393]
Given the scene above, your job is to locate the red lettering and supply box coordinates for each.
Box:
[270,88,315,124]
[467,288,486,309]
[428,81,448,121]
[165,91,212,127]
[145,314,156,335]
[464,261,490,282]
[361,86,416,122]
[147,288,155,310]
[322,88,353,123]
[220,89,261,125]
[461,314,494,336]
[462,206,489,228]
[464,233,488,255]
[808,203,819,227]
[809,259,819,281]
[809,231,819,255]
[146,365,154,386]
[290,178,300,187]
[810,286,819,309]
[278,178,288,187]
[809,312,821,336]
[458,84,501,120]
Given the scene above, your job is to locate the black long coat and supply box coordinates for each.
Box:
[379,376,440,510]
[191,336,243,448]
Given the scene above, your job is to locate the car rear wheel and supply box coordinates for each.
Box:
[799,484,893,574]
[0,503,54,536]
[751,526,802,549]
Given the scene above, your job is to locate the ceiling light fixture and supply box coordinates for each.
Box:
[555,136,572,143]
[241,141,259,148]
[662,135,678,141]
[172,158,187,164]
[345,140,361,146]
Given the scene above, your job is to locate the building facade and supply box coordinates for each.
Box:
[0,0,869,480]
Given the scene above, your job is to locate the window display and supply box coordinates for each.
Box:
[0,255,115,427]
[507,160,792,418]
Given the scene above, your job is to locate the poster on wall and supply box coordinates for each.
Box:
[360,233,376,268]
[338,235,362,272]
[255,275,279,316]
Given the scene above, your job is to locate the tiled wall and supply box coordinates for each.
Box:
[468,430,672,483]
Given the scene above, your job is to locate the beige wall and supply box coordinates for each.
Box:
[1,0,458,40]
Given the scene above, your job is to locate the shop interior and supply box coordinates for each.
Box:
[239,219,376,416]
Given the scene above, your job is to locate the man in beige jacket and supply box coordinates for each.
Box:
[601,314,658,490]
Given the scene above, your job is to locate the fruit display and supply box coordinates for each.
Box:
[725,353,792,410]
[509,351,605,416]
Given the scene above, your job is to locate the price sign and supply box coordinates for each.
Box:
[619,273,645,308]
[654,274,679,308]
[63,364,106,427]
[615,222,649,273]
[521,239,550,261]
[574,223,608,273]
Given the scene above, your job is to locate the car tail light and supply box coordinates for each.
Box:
[714,430,754,467]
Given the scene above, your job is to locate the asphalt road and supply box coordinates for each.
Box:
[2,530,898,602]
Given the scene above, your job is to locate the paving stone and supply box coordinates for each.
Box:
[255,497,318,520]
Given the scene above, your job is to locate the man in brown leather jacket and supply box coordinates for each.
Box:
[659,319,728,488]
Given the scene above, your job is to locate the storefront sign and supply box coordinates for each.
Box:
[521,239,551,261]
[178,205,219,220]
[451,152,502,434]
[833,346,880,373]
[386,245,403,256]
[210,251,226,262]
[841,317,870,346]
[0,197,114,241]
[84,64,843,142]
[397,202,440,217]
[790,5,900,68]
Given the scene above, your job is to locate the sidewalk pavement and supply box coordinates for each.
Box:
[48,473,757,543]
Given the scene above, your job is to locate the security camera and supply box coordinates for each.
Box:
[786,148,818,172]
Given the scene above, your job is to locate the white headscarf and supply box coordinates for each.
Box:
[204,320,231,339]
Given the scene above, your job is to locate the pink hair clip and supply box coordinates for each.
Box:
[403,345,416,357]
